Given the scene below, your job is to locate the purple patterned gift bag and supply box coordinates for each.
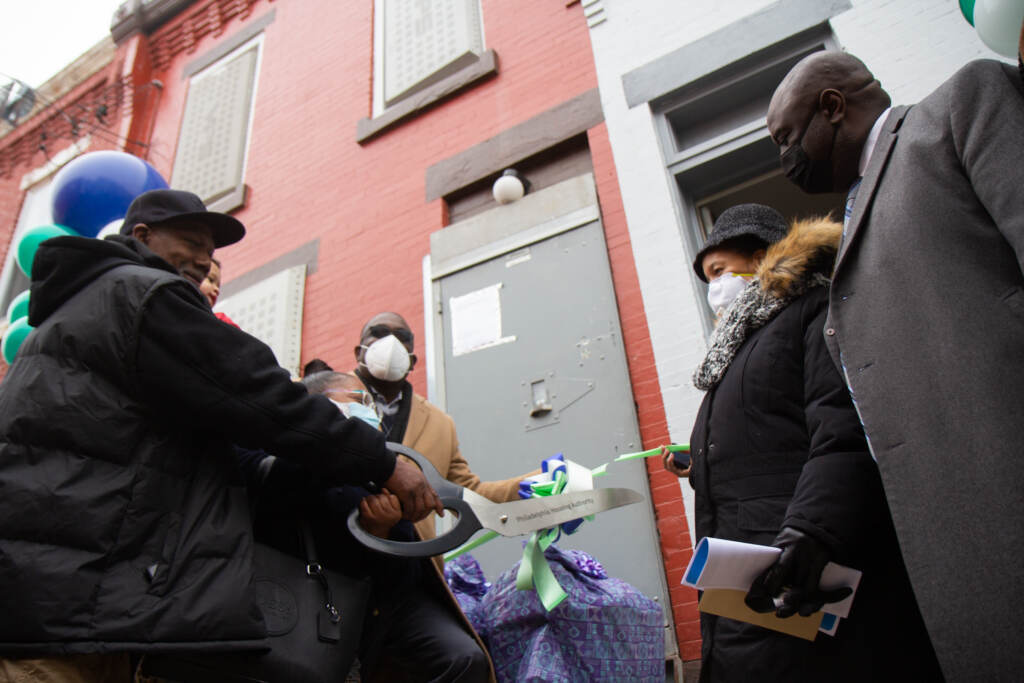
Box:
[443,553,491,636]
[480,544,664,683]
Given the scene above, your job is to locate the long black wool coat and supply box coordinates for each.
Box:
[688,218,942,683]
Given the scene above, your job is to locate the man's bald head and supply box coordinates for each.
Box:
[360,312,410,342]
[771,52,883,115]
[767,51,891,194]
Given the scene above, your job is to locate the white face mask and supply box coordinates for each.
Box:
[361,334,411,382]
[706,272,751,316]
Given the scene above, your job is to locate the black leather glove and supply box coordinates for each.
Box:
[744,526,852,618]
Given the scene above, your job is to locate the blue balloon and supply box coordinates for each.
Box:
[6,290,30,324]
[2,317,33,366]
[50,151,168,238]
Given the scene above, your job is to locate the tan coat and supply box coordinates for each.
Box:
[392,393,535,683]
[402,393,527,546]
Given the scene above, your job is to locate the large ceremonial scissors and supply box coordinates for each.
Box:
[347,443,643,558]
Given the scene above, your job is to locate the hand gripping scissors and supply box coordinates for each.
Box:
[347,443,644,558]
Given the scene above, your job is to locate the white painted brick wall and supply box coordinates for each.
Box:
[587,0,1010,539]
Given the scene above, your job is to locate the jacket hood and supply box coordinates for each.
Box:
[756,216,842,300]
[28,235,178,326]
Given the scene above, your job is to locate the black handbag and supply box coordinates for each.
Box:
[141,520,370,683]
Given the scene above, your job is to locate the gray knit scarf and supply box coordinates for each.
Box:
[692,273,830,391]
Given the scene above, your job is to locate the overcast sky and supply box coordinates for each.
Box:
[2,0,126,88]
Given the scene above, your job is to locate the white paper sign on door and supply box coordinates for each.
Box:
[449,283,516,356]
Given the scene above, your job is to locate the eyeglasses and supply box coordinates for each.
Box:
[365,324,413,345]
[325,389,376,408]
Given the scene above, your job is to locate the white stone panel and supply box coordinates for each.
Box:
[214,264,306,378]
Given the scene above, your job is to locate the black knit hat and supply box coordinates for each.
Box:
[692,203,788,282]
[120,189,245,248]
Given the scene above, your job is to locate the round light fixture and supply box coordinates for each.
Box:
[493,169,527,204]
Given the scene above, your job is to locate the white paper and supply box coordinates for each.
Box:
[682,536,862,620]
[449,283,516,356]
[817,560,861,619]
[683,537,780,590]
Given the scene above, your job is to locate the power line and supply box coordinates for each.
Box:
[0,71,168,165]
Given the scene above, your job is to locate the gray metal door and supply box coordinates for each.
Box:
[435,217,670,608]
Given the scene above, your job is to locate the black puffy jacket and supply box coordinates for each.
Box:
[689,218,941,683]
[0,235,394,656]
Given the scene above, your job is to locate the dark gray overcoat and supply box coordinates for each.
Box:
[825,59,1024,681]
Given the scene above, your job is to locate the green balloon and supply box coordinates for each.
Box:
[16,224,76,278]
[2,317,33,365]
[960,0,976,25]
[6,290,29,324]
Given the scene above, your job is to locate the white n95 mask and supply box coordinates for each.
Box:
[707,272,751,316]
[361,334,411,381]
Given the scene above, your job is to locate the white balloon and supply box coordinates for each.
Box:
[95,218,124,240]
[974,0,1024,58]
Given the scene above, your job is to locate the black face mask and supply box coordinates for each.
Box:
[780,115,838,194]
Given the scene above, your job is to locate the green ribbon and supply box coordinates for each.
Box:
[515,527,565,610]
[614,443,690,462]
[443,443,690,611]
[514,469,571,610]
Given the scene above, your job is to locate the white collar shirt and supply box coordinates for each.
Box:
[858,107,892,177]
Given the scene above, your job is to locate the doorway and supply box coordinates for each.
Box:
[427,173,674,614]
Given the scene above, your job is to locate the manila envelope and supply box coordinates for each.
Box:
[699,588,823,641]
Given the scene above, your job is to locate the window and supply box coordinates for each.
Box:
[358,0,496,142]
[652,28,844,334]
[171,35,262,213]
[374,0,484,115]
[382,0,484,110]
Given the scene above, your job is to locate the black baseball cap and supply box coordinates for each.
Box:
[120,189,246,248]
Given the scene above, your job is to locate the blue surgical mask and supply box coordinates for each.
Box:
[329,398,382,430]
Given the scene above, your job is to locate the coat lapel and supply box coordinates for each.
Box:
[402,392,427,447]
[834,105,910,273]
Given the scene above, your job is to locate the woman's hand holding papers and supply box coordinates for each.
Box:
[744,527,853,618]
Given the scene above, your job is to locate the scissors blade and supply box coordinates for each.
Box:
[473,487,644,537]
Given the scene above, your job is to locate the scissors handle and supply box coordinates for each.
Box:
[346,442,484,558]
[346,497,480,557]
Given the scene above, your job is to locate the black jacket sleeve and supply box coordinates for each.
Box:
[782,291,887,564]
[131,279,395,487]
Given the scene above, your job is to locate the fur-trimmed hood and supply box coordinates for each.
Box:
[757,216,842,299]
[693,215,842,391]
